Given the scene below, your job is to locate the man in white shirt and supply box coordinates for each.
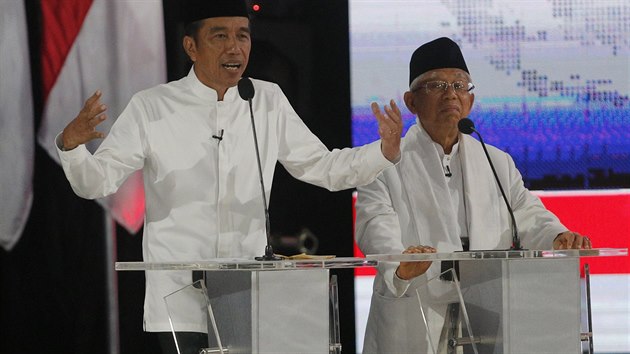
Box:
[56,1,403,353]
[355,37,591,354]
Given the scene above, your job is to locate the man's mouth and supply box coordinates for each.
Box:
[441,105,460,113]
[222,63,241,71]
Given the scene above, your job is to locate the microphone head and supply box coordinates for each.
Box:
[458,118,475,135]
[237,77,255,100]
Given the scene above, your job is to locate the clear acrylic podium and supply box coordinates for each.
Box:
[116,257,377,354]
[116,249,626,354]
[366,248,627,354]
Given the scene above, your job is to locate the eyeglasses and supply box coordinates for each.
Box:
[413,80,475,95]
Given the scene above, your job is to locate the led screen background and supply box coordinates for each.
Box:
[350,0,629,189]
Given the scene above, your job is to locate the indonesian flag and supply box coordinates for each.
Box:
[0,0,34,251]
[37,0,166,233]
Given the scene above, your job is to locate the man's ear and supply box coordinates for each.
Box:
[183,36,197,62]
[403,91,416,114]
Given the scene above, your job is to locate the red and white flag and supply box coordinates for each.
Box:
[37,0,166,233]
[0,0,34,251]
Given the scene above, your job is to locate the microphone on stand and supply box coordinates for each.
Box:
[458,118,523,250]
[237,77,281,261]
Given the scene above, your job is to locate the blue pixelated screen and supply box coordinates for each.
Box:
[350,0,629,189]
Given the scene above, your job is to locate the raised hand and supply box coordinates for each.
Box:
[61,90,108,150]
[372,99,403,162]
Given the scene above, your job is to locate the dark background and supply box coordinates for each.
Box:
[0,1,356,353]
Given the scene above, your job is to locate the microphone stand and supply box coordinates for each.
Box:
[459,119,523,251]
[245,97,281,261]
[470,127,522,250]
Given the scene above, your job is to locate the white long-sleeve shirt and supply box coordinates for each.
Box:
[355,122,567,353]
[57,68,393,331]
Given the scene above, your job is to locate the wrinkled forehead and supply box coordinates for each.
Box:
[410,68,471,89]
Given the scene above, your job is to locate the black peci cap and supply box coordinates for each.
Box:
[178,0,250,25]
[409,37,469,87]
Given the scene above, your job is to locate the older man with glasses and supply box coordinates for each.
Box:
[355,37,590,353]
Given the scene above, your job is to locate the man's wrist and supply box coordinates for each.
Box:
[395,266,407,281]
[60,142,76,152]
[56,133,76,152]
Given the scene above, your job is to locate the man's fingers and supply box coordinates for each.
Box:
[373,100,404,137]
[371,102,389,134]
[553,231,593,250]
[89,113,107,128]
[574,233,593,249]
[81,91,102,115]
[574,233,584,249]
[389,99,403,130]
[390,99,401,118]
[566,232,575,249]
[63,90,108,149]
[404,245,436,253]
[90,131,106,140]
[399,245,437,279]
[383,103,401,124]
[81,90,106,119]
[84,90,102,106]
[583,236,592,249]
[370,102,383,119]
[87,103,107,120]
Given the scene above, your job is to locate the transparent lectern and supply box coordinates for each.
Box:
[116,257,377,354]
[366,248,627,354]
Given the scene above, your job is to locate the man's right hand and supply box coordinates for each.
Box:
[395,245,436,280]
[61,90,108,150]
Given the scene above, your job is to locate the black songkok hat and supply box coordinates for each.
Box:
[409,37,469,87]
[179,0,250,25]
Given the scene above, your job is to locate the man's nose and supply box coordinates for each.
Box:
[226,36,239,52]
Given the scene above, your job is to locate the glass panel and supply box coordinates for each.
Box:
[582,263,594,354]
[163,280,225,354]
[415,268,479,354]
[329,275,342,354]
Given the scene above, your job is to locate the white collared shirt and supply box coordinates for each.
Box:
[57,68,393,331]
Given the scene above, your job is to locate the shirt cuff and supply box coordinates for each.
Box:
[55,132,73,152]
[366,139,398,169]
[392,267,412,297]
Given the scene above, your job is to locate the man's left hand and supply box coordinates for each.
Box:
[372,99,403,162]
[553,231,592,250]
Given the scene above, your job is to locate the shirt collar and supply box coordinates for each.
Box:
[185,66,241,103]
[416,120,460,158]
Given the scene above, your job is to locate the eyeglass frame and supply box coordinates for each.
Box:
[411,80,475,95]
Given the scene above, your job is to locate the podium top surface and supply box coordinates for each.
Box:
[367,248,627,262]
[115,248,626,272]
[115,256,377,271]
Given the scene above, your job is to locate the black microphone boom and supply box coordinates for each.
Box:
[458,118,523,250]
[237,77,280,261]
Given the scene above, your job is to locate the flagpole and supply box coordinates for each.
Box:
[105,211,120,354]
